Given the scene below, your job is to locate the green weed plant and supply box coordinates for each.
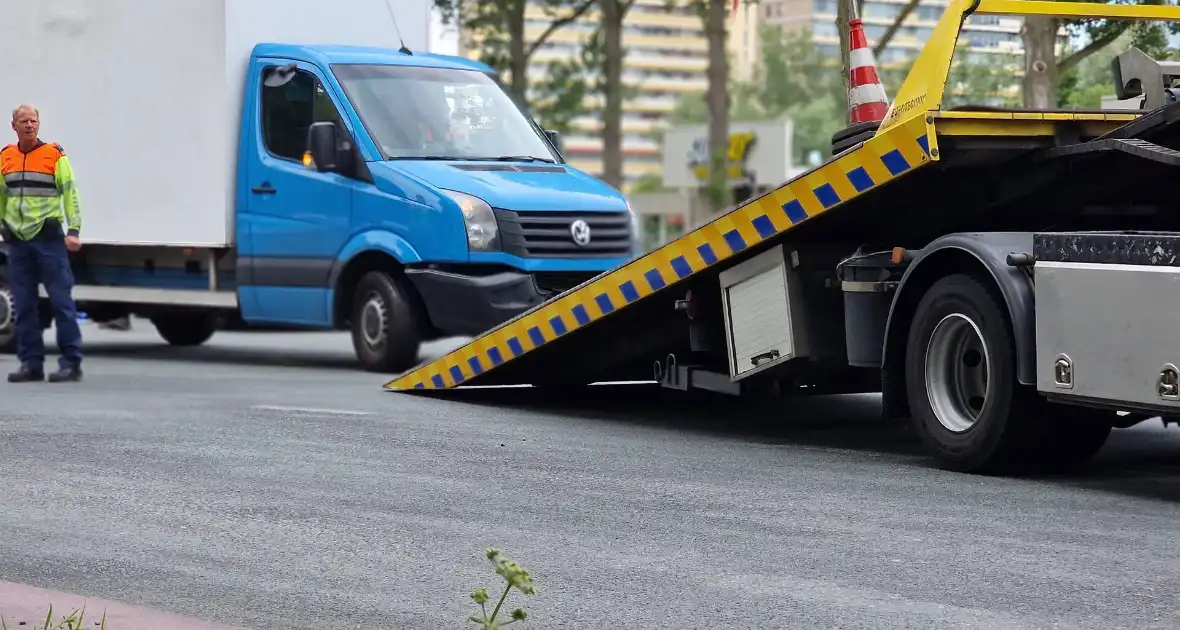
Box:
[468,549,536,629]
[1,604,108,630]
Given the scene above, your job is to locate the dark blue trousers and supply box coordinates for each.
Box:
[7,233,83,371]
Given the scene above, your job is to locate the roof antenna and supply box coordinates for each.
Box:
[383,0,414,55]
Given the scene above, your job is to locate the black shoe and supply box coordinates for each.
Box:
[8,366,45,383]
[48,366,82,383]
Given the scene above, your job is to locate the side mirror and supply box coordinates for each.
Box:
[544,129,564,158]
[305,121,338,171]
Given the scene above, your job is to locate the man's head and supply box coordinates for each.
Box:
[11,105,39,145]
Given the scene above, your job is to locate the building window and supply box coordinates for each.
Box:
[813,0,837,14]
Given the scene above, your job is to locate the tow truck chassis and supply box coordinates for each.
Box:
[386,0,1180,475]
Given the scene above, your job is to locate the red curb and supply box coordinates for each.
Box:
[0,581,247,629]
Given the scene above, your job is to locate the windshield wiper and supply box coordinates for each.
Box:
[387,155,557,163]
[487,156,556,163]
[388,156,476,161]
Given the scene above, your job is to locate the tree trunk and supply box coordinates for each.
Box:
[837,0,850,95]
[507,3,529,102]
[704,0,730,214]
[1020,15,1059,108]
[601,0,625,190]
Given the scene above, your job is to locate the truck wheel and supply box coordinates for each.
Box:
[0,277,14,353]
[350,270,422,373]
[152,313,217,346]
[904,274,1041,474]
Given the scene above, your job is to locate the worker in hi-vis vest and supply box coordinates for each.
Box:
[0,104,83,383]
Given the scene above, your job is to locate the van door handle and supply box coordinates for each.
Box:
[252,183,276,194]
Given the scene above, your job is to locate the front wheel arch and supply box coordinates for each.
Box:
[882,235,1036,419]
[331,250,433,335]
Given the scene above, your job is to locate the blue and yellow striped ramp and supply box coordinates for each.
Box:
[384,113,935,392]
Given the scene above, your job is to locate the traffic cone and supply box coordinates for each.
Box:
[847,17,889,125]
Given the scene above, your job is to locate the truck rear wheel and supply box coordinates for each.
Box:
[0,277,14,353]
[152,313,217,346]
[0,276,53,353]
[350,270,422,373]
[904,273,1041,474]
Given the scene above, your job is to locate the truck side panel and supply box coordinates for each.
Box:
[0,0,231,246]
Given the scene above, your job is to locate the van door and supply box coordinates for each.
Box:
[238,59,358,326]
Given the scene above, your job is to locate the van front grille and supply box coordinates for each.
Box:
[495,209,632,258]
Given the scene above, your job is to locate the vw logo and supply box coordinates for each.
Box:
[569,219,592,247]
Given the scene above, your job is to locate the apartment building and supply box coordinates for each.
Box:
[459,0,759,190]
[760,0,1025,67]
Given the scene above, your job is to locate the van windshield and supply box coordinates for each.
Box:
[331,63,558,162]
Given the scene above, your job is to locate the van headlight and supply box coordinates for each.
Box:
[443,190,500,252]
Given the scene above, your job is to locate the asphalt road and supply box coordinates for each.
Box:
[2,323,1180,629]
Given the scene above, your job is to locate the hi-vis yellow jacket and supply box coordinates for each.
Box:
[0,140,81,240]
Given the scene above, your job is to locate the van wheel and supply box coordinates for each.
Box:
[905,273,1041,474]
[153,313,218,346]
[350,270,422,373]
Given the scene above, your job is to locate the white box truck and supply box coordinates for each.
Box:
[0,0,639,371]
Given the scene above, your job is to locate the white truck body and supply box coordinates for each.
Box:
[0,0,411,247]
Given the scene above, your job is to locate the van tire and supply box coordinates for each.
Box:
[153,313,217,346]
[350,270,422,373]
[904,273,1041,474]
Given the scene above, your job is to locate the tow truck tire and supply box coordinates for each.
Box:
[904,273,1041,474]
[350,270,422,374]
[153,313,217,346]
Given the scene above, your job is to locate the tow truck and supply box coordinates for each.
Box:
[385,0,1180,475]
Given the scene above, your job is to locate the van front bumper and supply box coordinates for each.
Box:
[402,268,541,337]
[405,268,607,338]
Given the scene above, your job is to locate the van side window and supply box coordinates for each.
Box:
[260,66,351,162]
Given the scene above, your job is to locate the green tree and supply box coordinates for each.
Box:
[597,0,640,189]
[432,0,596,110]
[665,26,846,165]
[944,48,1023,108]
[1057,27,1180,107]
[746,26,846,163]
[528,57,595,133]
[1019,0,1180,108]
[663,0,739,211]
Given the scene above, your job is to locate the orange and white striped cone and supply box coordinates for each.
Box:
[847,18,889,125]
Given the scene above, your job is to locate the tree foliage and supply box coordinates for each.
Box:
[1057,27,1180,107]
[1020,0,1180,107]
[431,0,597,130]
[667,25,1026,167]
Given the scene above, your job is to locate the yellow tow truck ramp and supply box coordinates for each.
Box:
[388,112,933,391]
[387,0,1180,476]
